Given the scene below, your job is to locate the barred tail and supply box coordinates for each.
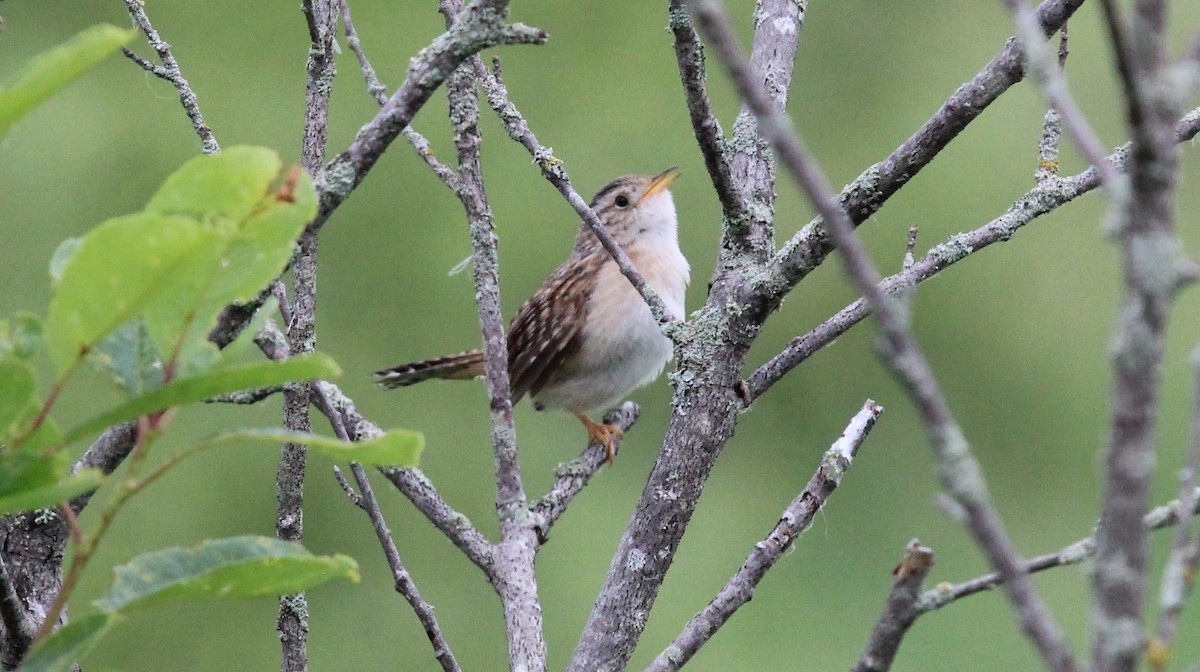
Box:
[375,349,486,388]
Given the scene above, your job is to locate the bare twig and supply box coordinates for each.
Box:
[666,0,744,224]
[277,2,338,668]
[310,380,496,574]
[852,541,935,672]
[569,3,805,669]
[1091,3,1195,670]
[308,0,546,238]
[1149,350,1200,670]
[765,0,1086,296]
[693,3,1078,671]
[530,402,640,534]
[339,0,460,189]
[473,58,674,327]
[350,463,462,672]
[121,0,220,154]
[918,487,1200,613]
[1002,0,1123,191]
[647,400,882,672]
[744,106,1200,403]
[1035,28,1068,183]
[442,1,545,664]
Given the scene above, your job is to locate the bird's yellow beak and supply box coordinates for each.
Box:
[637,166,681,205]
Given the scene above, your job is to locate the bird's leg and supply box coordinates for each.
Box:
[575,412,624,465]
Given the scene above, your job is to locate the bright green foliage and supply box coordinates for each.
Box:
[0,24,135,137]
[198,427,424,468]
[0,356,102,514]
[0,469,101,518]
[44,146,318,380]
[62,353,341,446]
[0,356,38,438]
[94,536,360,612]
[19,614,118,672]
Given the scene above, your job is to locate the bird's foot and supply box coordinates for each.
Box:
[576,413,624,465]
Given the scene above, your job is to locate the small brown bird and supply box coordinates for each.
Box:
[376,168,689,463]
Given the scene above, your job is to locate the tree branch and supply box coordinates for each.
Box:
[1001,0,1122,191]
[442,2,545,664]
[851,541,935,672]
[1091,2,1195,670]
[121,0,220,154]
[744,106,1200,403]
[307,0,546,239]
[473,57,674,327]
[1149,350,1200,670]
[530,402,640,535]
[666,0,744,225]
[339,0,461,190]
[309,380,496,575]
[764,0,1085,297]
[277,2,338,667]
[647,400,881,672]
[348,463,462,672]
[693,3,1078,670]
[918,487,1200,614]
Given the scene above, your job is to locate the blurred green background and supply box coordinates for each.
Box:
[4,1,1200,670]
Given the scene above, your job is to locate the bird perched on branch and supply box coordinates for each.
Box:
[376,167,690,464]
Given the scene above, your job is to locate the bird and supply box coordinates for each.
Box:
[376,167,690,464]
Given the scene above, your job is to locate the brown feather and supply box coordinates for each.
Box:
[375,349,485,388]
[507,254,599,403]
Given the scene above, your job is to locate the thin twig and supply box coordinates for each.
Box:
[766,0,1086,296]
[308,0,546,238]
[1147,350,1200,670]
[473,58,674,327]
[743,106,1200,403]
[666,0,744,224]
[647,400,881,672]
[918,486,1200,613]
[1035,28,1068,183]
[278,2,338,668]
[121,0,220,154]
[351,463,462,672]
[331,465,364,509]
[530,402,640,534]
[339,0,460,189]
[309,381,496,573]
[1002,0,1122,192]
[693,3,1079,671]
[852,541,935,672]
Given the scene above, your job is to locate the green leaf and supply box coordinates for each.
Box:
[62,353,341,446]
[0,24,135,137]
[204,427,423,467]
[0,356,38,440]
[94,536,359,613]
[43,212,216,375]
[20,613,117,672]
[146,146,282,223]
[0,469,102,517]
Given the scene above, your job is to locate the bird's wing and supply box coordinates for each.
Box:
[507,256,597,404]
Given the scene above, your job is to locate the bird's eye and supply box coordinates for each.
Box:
[614,194,630,208]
